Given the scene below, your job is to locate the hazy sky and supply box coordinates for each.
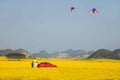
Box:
[0,0,120,53]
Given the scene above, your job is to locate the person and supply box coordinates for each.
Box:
[32,60,38,68]
[31,61,34,68]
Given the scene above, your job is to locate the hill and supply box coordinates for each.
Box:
[0,49,14,56]
[107,49,120,59]
[88,49,120,60]
[88,49,111,59]
[32,50,49,58]
[0,49,31,57]
[54,49,90,58]
[14,49,31,57]
[32,49,93,58]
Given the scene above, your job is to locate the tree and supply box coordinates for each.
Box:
[6,53,25,59]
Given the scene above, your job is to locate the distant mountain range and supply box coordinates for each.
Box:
[1,48,120,60]
[32,49,93,58]
[32,48,120,60]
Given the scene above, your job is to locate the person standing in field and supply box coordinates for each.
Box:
[32,60,38,68]
[31,61,34,68]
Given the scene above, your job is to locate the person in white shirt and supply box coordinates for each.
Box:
[32,60,38,68]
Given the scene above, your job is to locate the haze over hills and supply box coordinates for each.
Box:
[31,48,120,59]
[32,50,50,58]
[0,48,120,60]
[32,49,93,58]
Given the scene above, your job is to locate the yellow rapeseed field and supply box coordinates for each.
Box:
[0,57,120,80]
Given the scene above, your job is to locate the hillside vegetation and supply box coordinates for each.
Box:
[88,49,120,60]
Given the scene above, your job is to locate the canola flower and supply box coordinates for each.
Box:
[0,57,120,80]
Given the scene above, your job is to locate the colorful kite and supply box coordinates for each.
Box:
[71,7,76,12]
[89,8,98,14]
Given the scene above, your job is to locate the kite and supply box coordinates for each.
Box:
[89,8,98,14]
[71,7,76,12]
